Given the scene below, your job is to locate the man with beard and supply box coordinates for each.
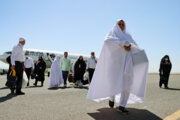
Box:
[11,37,26,95]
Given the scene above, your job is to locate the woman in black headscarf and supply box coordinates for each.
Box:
[34,56,46,87]
[159,55,172,88]
[74,56,86,87]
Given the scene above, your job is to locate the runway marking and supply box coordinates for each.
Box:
[164,110,180,120]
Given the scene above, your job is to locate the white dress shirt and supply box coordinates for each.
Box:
[86,57,97,69]
[24,57,34,69]
[11,43,25,66]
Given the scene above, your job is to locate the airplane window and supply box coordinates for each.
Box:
[40,52,43,56]
[5,52,12,55]
[30,52,35,56]
[25,51,30,54]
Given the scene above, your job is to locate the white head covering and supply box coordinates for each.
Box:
[49,55,64,87]
[87,19,149,106]
[106,19,137,46]
[19,37,25,42]
[53,56,60,66]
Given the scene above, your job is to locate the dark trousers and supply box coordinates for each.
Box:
[25,68,32,80]
[15,61,24,93]
[88,68,95,82]
[25,68,32,86]
[62,71,68,85]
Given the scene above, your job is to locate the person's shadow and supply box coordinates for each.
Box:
[0,86,9,90]
[0,93,16,103]
[88,107,162,120]
[48,86,72,90]
[165,87,180,91]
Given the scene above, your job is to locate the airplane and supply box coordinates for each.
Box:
[0,48,90,68]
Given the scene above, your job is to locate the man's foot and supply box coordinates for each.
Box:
[16,91,25,95]
[109,100,114,108]
[165,86,169,89]
[10,90,14,94]
[64,85,67,88]
[118,106,129,113]
[10,88,15,94]
[27,82,29,86]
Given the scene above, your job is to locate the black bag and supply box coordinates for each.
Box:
[82,80,89,85]
[68,73,74,83]
[31,73,36,79]
[5,70,17,88]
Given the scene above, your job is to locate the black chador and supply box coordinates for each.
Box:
[74,57,86,83]
[159,55,172,88]
[34,56,46,86]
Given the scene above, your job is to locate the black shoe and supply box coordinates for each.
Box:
[165,86,169,89]
[10,88,15,94]
[109,100,114,108]
[11,90,14,94]
[33,83,37,86]
[118,106,129,113]
[16,91,25,95]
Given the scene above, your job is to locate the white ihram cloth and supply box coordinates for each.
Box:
[49,56,64,87]
[87,20,149,104]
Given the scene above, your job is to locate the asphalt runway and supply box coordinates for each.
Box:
[0,74,180,120]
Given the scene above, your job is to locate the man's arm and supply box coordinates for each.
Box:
[69,59,72,72]
[31,59,35,70]
[11,46,18,70]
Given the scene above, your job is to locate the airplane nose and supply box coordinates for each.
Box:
[0,54,6,61]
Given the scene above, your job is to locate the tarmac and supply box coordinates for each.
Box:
[0,74,180,120]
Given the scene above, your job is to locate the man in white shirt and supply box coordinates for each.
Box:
[24,52,34,86]
[86,52,97,82]
[11,37,26,95]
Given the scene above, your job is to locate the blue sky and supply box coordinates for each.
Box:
[0,0,180,73]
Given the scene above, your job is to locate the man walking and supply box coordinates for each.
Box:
[61,52,72,87]
[11,37,26,95]
[24,52,34,86]
[86,52,97,82]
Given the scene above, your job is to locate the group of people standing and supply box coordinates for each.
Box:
[49,51,97,88]
[6,39,47,95]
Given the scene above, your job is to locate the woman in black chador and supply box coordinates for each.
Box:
[34,56,46,87]
[159,55,172,88]
[74,56,86,87]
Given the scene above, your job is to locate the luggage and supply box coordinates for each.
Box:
[68,73,74,83]
[5,70,17,88]
[31,72,36,79]
[82,71,89,85]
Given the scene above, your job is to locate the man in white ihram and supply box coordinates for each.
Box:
[87,19,149,113]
